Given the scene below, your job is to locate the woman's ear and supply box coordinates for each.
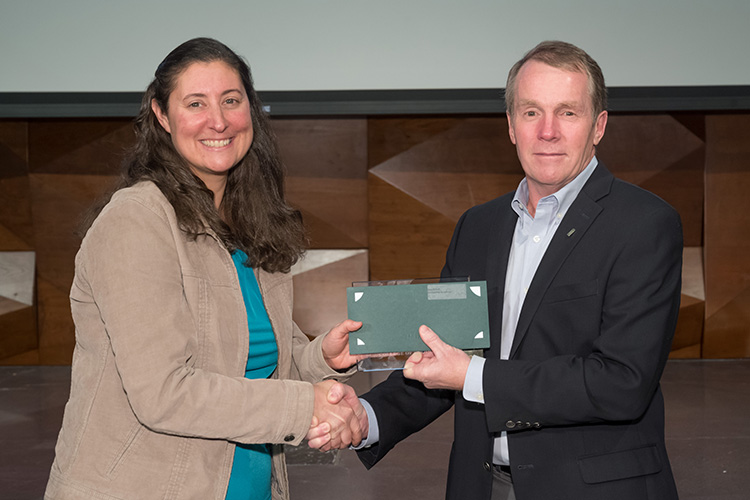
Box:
[151,99,171,134]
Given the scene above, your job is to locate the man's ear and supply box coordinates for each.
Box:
[151,99,171,134]
[593,110,608,146]
[506,112,517,145]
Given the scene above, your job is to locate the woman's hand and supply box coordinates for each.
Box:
[306,381,365,450]
[321,319,363,371]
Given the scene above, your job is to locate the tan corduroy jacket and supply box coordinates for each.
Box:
[45,181,353,500]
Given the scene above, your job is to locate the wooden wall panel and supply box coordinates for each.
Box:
[598,115,706,357]
[2,112,749,363]
[24,119,130,364]
[703,114,750,358]
[0,121,37,363]
[0,306,37,360]
[367,116,523,281]
[598,114,705,247]
[291,250,369,337]
[368,174,455,280]
[0,122,33,248]
[274,118,368,249]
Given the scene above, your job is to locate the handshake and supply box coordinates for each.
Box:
[307,319,471,452]
[305,380,367,451]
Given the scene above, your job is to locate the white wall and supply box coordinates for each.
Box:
[1,0,748,93]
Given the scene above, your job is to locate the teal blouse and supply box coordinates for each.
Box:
[225,250,279,500]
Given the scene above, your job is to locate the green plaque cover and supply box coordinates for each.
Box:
[347,281,490,354]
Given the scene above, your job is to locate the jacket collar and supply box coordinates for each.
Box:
[508,163,614,357]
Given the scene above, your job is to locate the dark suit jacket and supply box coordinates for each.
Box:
[358,164,682,500]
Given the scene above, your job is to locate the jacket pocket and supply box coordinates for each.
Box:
[106,422,144,478]
[577,444,663,484]
[543,279,598,304]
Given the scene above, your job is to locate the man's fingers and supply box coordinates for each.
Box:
[339,385,361,410]
[403,351,423,378]
[418,325,445,353]
[327,382,345,404]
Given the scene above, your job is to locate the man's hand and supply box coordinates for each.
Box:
[306,381,365,451]
[403,325,471,391]
[317,381,369,451]
[321,319,364,371]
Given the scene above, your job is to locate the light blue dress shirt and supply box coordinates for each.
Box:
[462,157,599,465]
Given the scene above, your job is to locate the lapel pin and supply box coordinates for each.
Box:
[567,228,576,237]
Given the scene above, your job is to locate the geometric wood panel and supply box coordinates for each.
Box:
[274,118,368,249]
[0,121,33,249]
[671,247,705,359]
[367,116,522,281]
[0,119,133,365]
[2,112,750,363]
[28,119,134,175]
[368,173,455,281]
[598,114,705,247]
[703,114,750,358]
[0,305,37,362]
[27,174,116,363]
[291,249,369,337]
[600,115,707,358]
[0,122,37,363]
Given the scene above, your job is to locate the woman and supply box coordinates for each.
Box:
[45,37,363,500]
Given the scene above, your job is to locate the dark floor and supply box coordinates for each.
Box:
[1,360,748,499]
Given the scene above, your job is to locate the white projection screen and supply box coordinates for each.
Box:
[1,0,749,116]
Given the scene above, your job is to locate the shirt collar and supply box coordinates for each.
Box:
[511,156,599,218]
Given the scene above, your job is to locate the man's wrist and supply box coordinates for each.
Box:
[351,398,379,449]
[462,355,486,404]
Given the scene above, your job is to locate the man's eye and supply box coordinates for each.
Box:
[188,102,201,108]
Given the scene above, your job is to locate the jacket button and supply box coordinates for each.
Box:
[506,420,516,429]
[283,434,295,442]
[483,462,491,471]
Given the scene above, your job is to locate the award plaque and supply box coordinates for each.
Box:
[347,277,490,371]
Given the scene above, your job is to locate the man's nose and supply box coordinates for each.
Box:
[538,115,559,140]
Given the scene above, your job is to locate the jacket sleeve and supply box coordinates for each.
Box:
[481,202,683,432]
[357,370,454,468]
[77,196,313,446]
[256,267,356,384]
[290,325,357,383]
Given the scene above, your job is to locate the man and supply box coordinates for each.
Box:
[342,41,682,499]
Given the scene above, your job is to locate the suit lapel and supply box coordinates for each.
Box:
[485,200,517,359]
[509,164,614,358]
